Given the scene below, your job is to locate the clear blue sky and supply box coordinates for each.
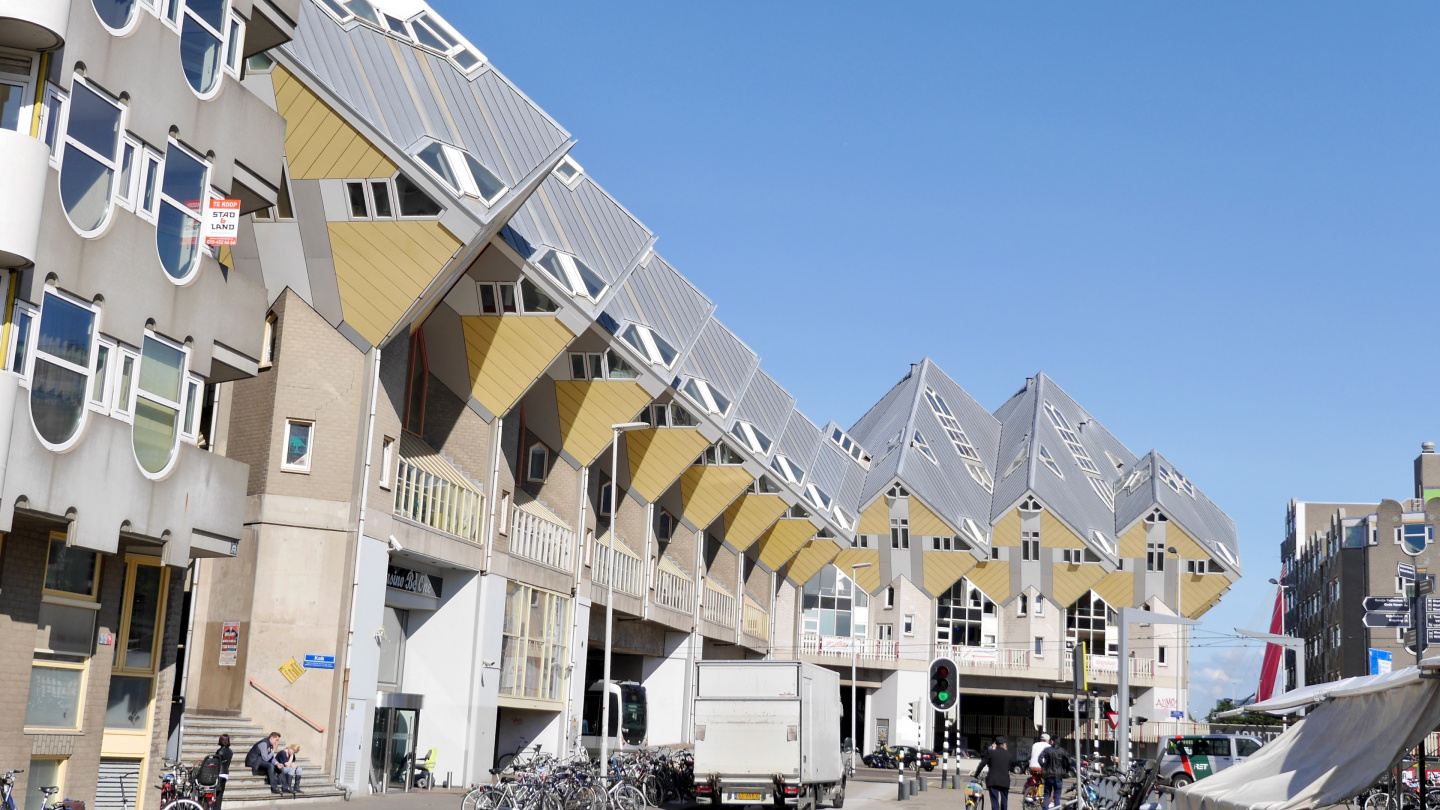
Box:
[435,0,1440,712]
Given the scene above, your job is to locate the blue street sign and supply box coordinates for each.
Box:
[303,654,336,669]
[1169,711,1184,719]
[1370,649,1393,675]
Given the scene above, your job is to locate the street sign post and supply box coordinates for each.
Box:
[1364,611,1412,628]
[1364,597,1409,612]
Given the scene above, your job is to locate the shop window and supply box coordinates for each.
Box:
[499,583,568,702]
[106,557,167,731]
[45,532,100,600]
[282,419,313,472]
[156,140,210,283]
[59,78,124,236]
[132,335,190,477]
[25,758,65,810]
[29,291,99,451]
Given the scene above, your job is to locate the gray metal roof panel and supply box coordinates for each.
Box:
[679,318,760,408]
[991,381,1038,522]
[401,48,454,142]
[778,411,824,480]
[809,442,849,503]
[837,457,867,516]
[599,253,713,360]
[898,360,1001,534]
[426,59,515,183]
[731,370,795,440]
[471,68,569,180]
[1150,450,1240,570]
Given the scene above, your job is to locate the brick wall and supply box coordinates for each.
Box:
[228,295,284,495]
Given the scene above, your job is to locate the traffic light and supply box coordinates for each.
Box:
[929,657,958,712]
[907,699,922,722]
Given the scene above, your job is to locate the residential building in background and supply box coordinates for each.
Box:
[0,0,293,806]
[1281,443,1440,686]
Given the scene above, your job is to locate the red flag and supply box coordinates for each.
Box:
[1257,586,1285,701]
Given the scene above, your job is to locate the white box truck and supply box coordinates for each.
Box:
[692,660,845,809]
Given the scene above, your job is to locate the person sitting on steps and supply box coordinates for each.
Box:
[244,732,284,794]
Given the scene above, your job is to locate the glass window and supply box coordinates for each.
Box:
[180,0,231,95]
[1402,523,1428,556]
[395,174,440,217]
[605,350,637,379]
[45,534,99,599]
[93,0,137,30]
[346,181,368,218]
[132,336,186,475]
[461,153,506,202]
[371,181,393,218]
[554,157,582,185]
[499,583,568,701]
[416,143,458,192]
[123,564,162,670]
[283,420,312,471]
[30,293,97,448]
[25,759,63,810]
[0,75,28,133]
[105,675,151,729]
[60,81,123,234]
[1235,738,1262,757]
[519,279,558,313]
[526,443,547,482]
[156,142,208,282]
[26,666,83,729]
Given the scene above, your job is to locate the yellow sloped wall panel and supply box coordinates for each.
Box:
[1092,571,1136,610]
[271,67,397,180]
[834,548,880,593]
[1182,573,1233,620]
[724,495,788,552]
[757,519,816,570]
[992,508,1021,546]
[1052,564,1108,609]
[966,560,1010,603]
[1040,511,1086,549]
[786,539,842,586]
[331,220,463,346]
[922,551,977,596]
[909,497,957,537]
[680,465,755,531]
[625,428,712,503]
[1166,523,1210,561]
[858,498,889,535]
[462,316,575,417]
[554,380,655,466]
[1118,522,1147,559]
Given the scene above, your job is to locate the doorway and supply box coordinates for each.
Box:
[370,694,424,792]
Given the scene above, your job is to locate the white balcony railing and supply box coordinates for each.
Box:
[935,643,1033,672]
[654,556,695,614]
[592,535,643,598]
[702,579,736,628]
[1062,651,1155,685]
[394,434,486,542]
[510,497,576,572]
[800,635,901,663]
[742,596,769,640]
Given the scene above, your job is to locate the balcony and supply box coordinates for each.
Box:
[741,596,769,641]
[393,434,485,543]
[510,494,576,573]
[702,578,736,628]
[0,0,69,50]
[935,643,1035,675]
[1062,650,1156,687]
[0,128,50,267]
[592,533,643,598]
[799,635,902,664]
[654,555,695,615]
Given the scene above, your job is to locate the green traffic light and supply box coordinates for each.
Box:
[937,691,950,702]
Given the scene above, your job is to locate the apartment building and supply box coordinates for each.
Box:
[0,0,294,807]
[156,0,1247,797]
[1281,443,1440,686]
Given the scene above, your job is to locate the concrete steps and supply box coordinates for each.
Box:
[181,713,351,807]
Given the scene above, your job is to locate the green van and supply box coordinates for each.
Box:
[1160,735,1264,787]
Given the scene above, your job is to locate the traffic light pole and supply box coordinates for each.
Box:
[1072,643,1083,782]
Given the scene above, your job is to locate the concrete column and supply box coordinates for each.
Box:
[641,631,698,746]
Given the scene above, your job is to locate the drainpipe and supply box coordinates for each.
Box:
[563,465,590,757]
[334,346,382,782]
[484,416,504,574]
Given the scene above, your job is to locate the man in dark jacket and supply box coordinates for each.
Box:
[245,732,283,794]
[1039,743,1073,810]
[973,735,1013,810]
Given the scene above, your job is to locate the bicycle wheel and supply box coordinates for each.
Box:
[1365,796,1397,810]
[166,800,207,810]
[639,775,662,807]
[609,784,647,810]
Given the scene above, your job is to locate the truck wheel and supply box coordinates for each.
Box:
[1171,775,1193,789]
[831,781,845,809]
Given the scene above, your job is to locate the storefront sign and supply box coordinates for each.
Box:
[387,565,442,598]
[279,657,305,683]
[219,621,240,667]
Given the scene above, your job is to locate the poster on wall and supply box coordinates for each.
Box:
[219,621,240,667]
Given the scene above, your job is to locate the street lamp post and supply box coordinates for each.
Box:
[1168,546,1183,728]
[1269,578,1295,690]
[848,562,872,775]
[599,421,650,775]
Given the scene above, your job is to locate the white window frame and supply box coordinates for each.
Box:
[903,614,915,636]
[131,331,191,479]
[112,134,142,211]
[413,141,508,204]
[536,249,607,303]
[179,372,203,444]
[0,48,39,136]
[680,377,730,416]
[28,288,103,453]
[553,155,584,189]
[40,83,68,164]
[110,344,140,421]
[828,426,871,467]
[59,77,126,238]
[156,138,212,284]
[730,420,773,456]
[1038,445,1064,478]
[569,352,608,381]
[803,483,831,512]
[770,454,804,485]
[135,145,163,224]
[619,323,677,369]
[1017,593,1028,616]
[378,435,395,490]
[280,417,313,473]
[180,0,236,100]
[833,506,853,532]
[884,587,894,608]
[911,430,938,465]
[223,9,245,77]
[1035,595,1045,617]
[526,443,548,483]
[8,299,37,379]
[1158,645,1169,666]
[86,336,118,416]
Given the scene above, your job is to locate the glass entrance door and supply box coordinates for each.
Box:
[369,707,422,792]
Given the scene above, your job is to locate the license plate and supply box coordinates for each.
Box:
[736,793,762,801]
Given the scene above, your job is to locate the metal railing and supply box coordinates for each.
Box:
[935,642,1033,672]
[1062,651,1156,685]
[799,635,901,663]
[702,580,736,628]
[509,505,576,572]
[592,540,643,598]
[393,455,485,542]
[742,599,769,640]
[654,567,695,614]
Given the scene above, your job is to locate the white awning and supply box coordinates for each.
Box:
[1178,658,1440,810]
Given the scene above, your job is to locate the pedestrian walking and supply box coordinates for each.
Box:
[213,735,233,810]
[973,735,1013,810]
[1039,743,1073,810]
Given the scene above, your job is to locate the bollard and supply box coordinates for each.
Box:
[918,775,928,792]
[898,767,908,801]
[908,779,918,798]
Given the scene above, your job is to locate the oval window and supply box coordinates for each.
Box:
[132,336,186,476]
[29,293,96,449]
[180,0,229,96]
[93,0,137,31]
[155,143,207,282]
[1402,524,1428,556]
[59,82,123,235]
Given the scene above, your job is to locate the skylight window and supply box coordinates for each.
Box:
[1004,446,1027,479]
[731,421,773,456]
[406,13,484,74]
[537,249,607,302]
[770,454,804,485]
[619,324,677,368]
[1211,541,1239,568]
[554,155,584,189]
[829,426,871,467]
[680,378,730,416]
[1043,401,1101,477]
[382,13,408,35]
[834,506,854,531]
[912,431,938,465]
[344,0,379,25]
[413,142,508,204]
[804,483,832,511]
[1157,464,1196,499]
[962,518,988,548]
[1089,477,1115,511]
[967,464,994,494]
[1038,445,1063,479]
[923,387,982,463]
[1090,531,1116,557]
